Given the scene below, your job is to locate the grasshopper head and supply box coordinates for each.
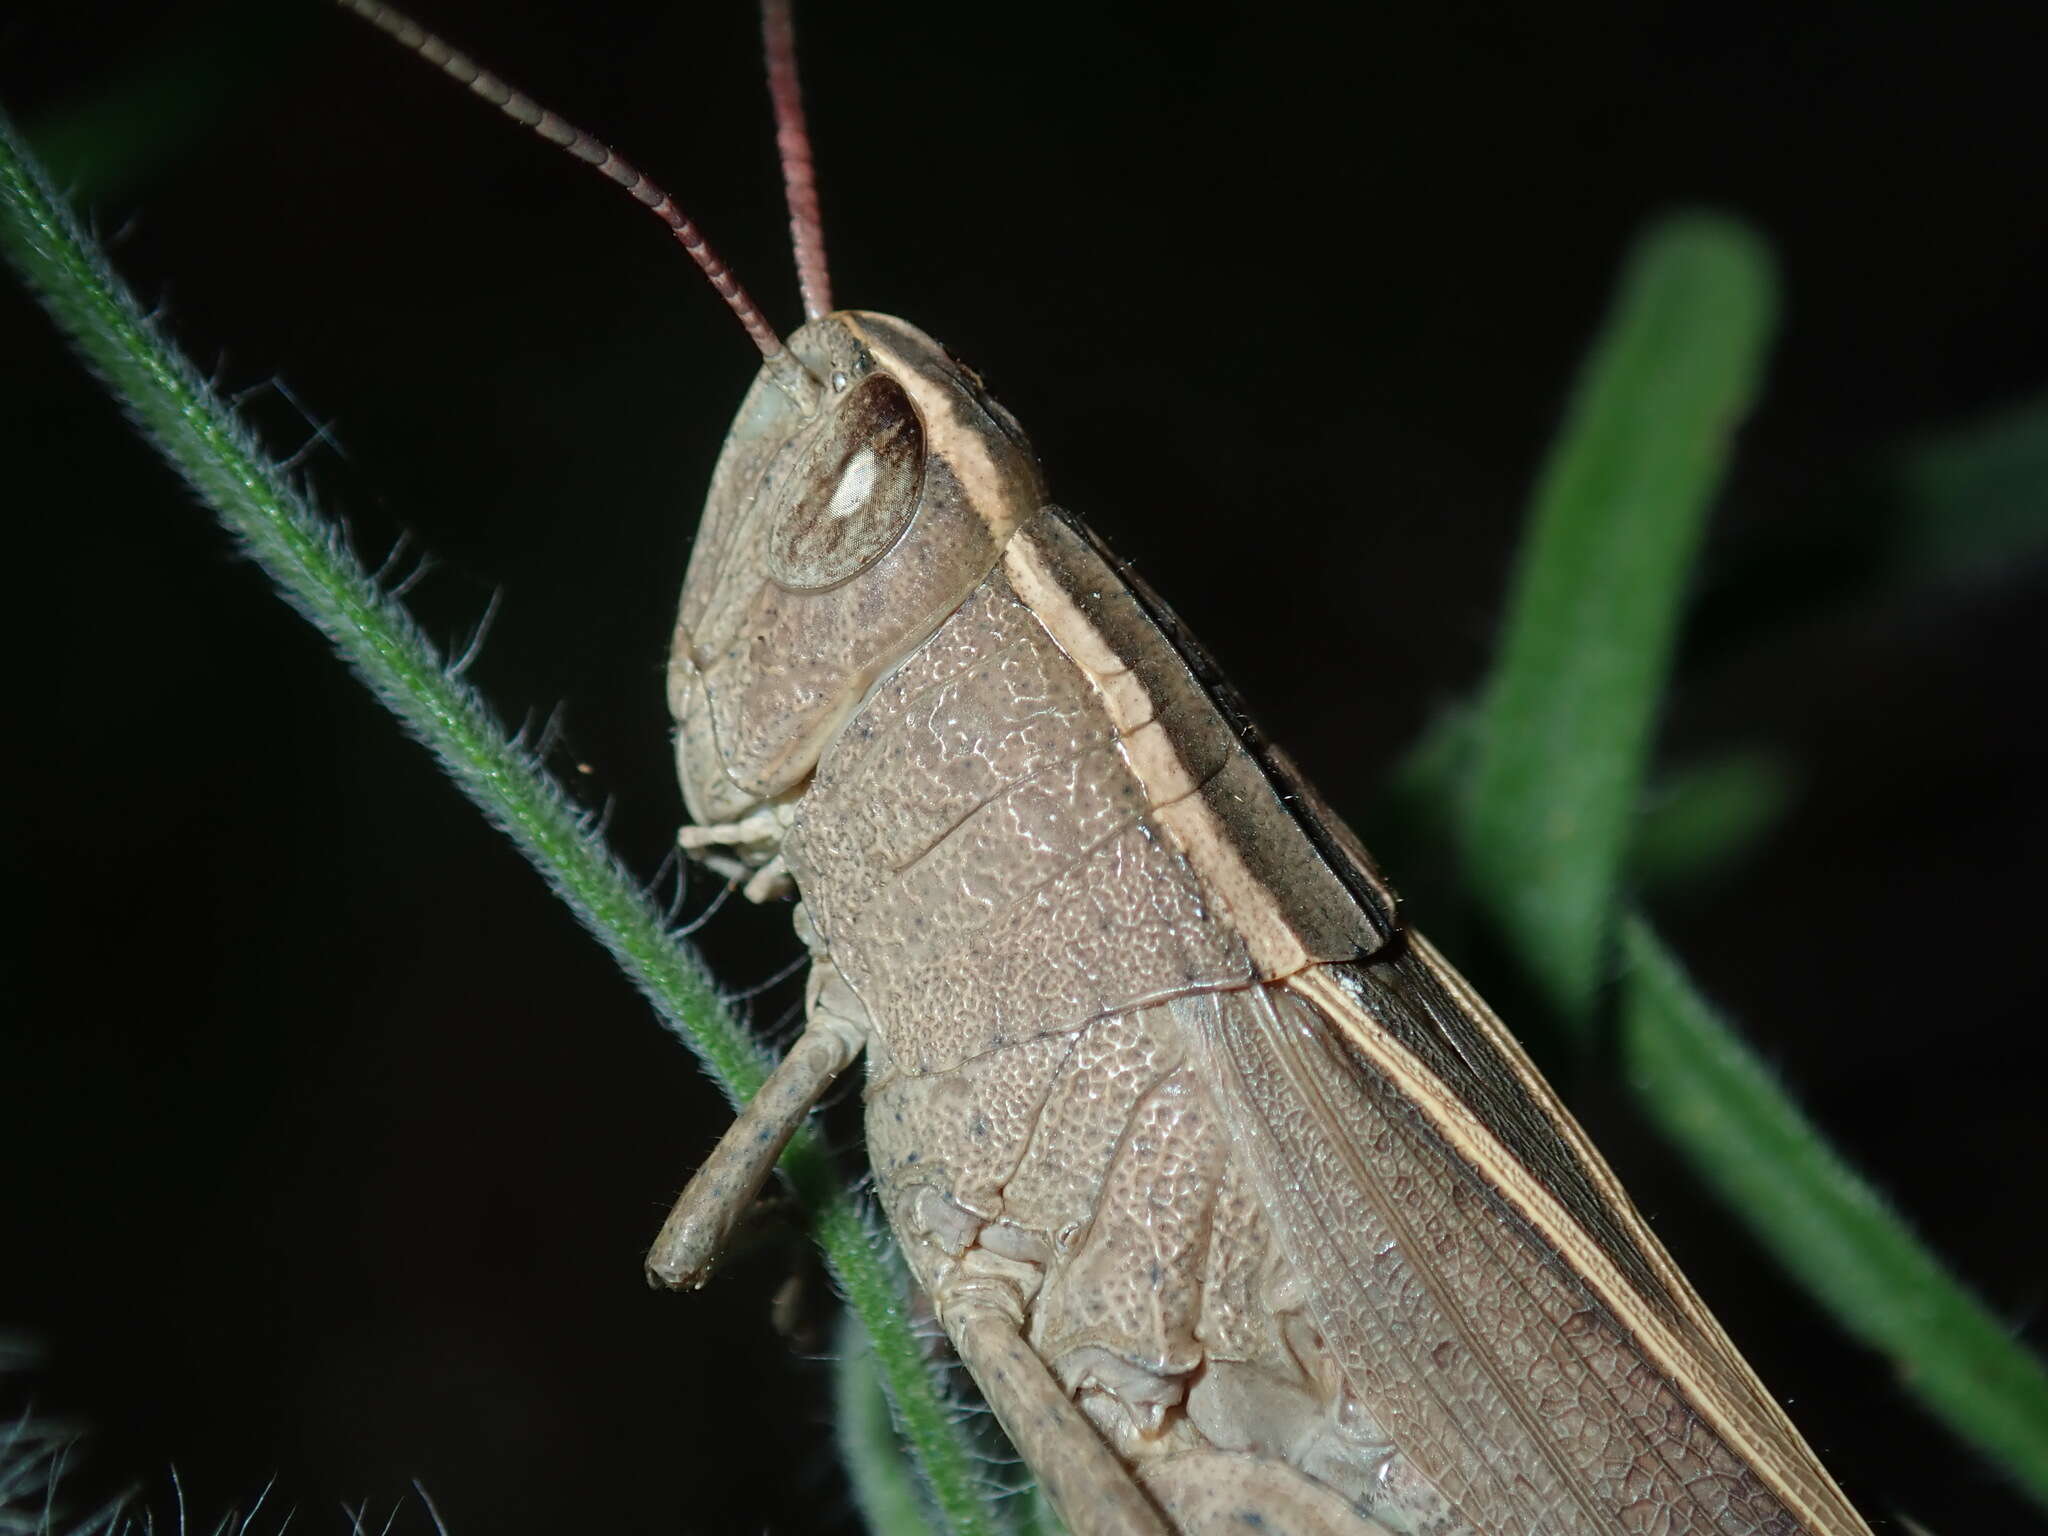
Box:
[667,312,1044,829]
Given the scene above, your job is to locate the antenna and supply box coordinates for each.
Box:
[761,0,833,320]
[335,0,792,367]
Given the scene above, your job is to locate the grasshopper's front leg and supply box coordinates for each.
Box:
[644,912,866,1290]
[677,805,796,902]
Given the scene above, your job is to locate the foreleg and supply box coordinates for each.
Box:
[644,952,867,1289]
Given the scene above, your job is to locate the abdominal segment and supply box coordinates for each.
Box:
[863,996,1460,1536]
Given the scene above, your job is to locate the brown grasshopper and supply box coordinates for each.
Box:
[336,3,1875,1532]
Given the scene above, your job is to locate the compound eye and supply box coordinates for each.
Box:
[766,373,926,591]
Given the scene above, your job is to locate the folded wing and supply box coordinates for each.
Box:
[1179,939,1854,1536]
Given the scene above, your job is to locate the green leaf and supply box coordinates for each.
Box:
[22,10,313,206]
[1394,724,1796,899]
[0,110,988,1536]
[1632,747,1795,894]
[1889,392,2048,583]
[1462,212,1778,1029]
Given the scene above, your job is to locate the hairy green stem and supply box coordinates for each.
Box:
[1619,919,2048,1509]
[0,112,992,1536]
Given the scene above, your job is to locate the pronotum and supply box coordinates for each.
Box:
[6,0,2038,1530]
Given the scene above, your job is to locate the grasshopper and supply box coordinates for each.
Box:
[320,2,1884,1532]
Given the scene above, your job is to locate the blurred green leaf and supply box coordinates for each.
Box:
[1633,747,1795,893]
[1889,392,2048,583]
[1683,389,2048,666]
[1462,212,1778,1029]
[1389,718,1794,901]
[837,1315,938,1536]
[1367,704,1476,907]
[23,9,312,205]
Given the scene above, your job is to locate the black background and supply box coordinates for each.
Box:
[3,1,2045,1532]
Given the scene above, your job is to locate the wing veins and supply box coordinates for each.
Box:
[1241,984,1621,1536]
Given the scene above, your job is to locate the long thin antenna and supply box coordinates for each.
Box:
[761,0,833,319]
[336,0,787,362]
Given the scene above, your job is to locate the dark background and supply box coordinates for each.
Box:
[3,1,2044,1531]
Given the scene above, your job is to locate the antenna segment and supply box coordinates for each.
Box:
[336,0,788,364]
[761,0,833,319]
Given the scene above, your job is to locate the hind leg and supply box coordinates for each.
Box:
[1141,1453,1396,1536]
[948,1300,1172,1536]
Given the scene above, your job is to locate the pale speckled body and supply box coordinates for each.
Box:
[658,312,1874,1536]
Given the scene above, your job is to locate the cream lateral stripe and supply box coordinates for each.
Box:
[1288,961,1864,1534]
[1408,934,1742,1334]
[1392,936,1870,1533]
[843,316,1029,542]
[1001,529,1318,981]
